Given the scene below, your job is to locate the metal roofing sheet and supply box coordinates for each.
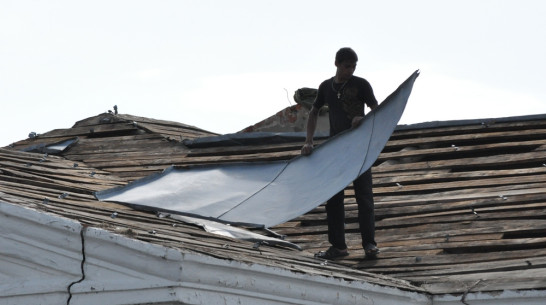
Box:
[96,70,420,228]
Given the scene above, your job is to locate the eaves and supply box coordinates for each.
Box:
[0,201,429,305]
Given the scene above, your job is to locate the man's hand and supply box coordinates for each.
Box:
[301,143,314,156]
[351,116,364,128]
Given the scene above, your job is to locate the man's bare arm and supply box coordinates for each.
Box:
[301,106,319,155]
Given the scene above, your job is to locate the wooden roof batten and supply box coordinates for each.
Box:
[276,113,546,296]
[2,111,546,303]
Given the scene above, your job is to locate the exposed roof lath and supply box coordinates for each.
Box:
[2,103,546,299]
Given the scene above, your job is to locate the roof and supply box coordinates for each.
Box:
[3,110,546,298]
[1,112,417,293]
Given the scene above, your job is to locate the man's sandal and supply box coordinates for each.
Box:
[314,246,349,260]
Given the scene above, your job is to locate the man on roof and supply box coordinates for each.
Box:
[301,47,379,260]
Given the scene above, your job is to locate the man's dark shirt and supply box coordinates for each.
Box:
[313,76,378,136]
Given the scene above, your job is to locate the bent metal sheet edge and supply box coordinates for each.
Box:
[96,70,420,228]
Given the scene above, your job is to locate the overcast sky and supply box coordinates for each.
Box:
[1,0,545,146]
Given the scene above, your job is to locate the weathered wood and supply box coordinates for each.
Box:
[31,122,139,138]
[384,128,546,150]
[4,112,546,295]
[392,119,546,139]
[6,135,79,150]
[375,151,546,173]
[374,164,546,187]
[117,113,217,134]
[417,267,546,294]
[84,150,299,169]
[187,142,305,157]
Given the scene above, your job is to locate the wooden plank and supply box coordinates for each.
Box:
[67,141,185,155]
[187,142,305,157]
[117,113,217,134]
[389,255,546,279]
[1,148,69,162]
[0,158,117,179]
[391,119,546,139]
[354,248,546,272]
[66,150,189,164]
[284,218,546,247]
[371,174,546,197]
[373,165,546,187]
[84,150,300,169]
[65,137,174,154]
[282,192,546,235]
[136,122,215,140]
[0,167,123,192]
[374,151,546,173]
[0,180,97,200]
[6,135,79,151]
[24,122,139,139]
[378,233,503,248]
[378,139,546,162]
[374,186,546,207]
[377,216,546,236]
[417,267,546,294]
[0,184,131,212]
[377,208,546,230]
[384,128,546,150]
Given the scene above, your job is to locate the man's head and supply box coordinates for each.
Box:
[335,47,358,82]
[335,47,358,64]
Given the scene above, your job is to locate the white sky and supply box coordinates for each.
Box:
[1,0,545,146]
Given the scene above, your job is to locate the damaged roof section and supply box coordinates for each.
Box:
[9,113,218,180]
[280,114,546,294]
[0,145,418,294]
[21,137,79,155]
[3,107,546,297]
[95,72,418,229]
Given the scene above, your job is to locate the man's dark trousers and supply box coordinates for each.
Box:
[325,169,376,250]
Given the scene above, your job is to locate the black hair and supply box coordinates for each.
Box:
[335,47,358,63]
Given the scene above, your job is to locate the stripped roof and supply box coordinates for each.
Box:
[3,111,546,295]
